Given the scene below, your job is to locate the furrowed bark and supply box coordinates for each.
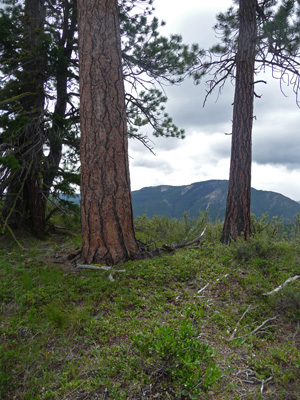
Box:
[78,0,139,265]
[221,0,257,244]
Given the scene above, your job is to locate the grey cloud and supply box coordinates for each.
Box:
[152,8,237,135]
[130,155,173,174]
[253,77,299,118]
[164,69,298,138]
[209,135,231,160]
[207,101,300,169]
[150,135,185,151]
[163,1,234,48]
[172,10,222,48]
[254,146,300,168]
[252,92,300,169]
[163,79,234,133]
[253,126,300,169]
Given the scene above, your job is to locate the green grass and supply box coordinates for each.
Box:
[0,222,300,399]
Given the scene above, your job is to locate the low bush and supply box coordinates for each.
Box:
[131,320,221,399]
[134,212,222,247]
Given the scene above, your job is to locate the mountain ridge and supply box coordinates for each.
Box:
[131,180,300,221]
[60,180,300,222]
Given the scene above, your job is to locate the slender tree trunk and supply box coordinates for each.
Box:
[221,0,257,244]
[78,0,139,265]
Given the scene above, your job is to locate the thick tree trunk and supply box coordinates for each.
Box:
[221,0,257,244]
[78,0,139,265]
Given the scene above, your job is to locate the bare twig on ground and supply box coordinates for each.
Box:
[260,376,273,394]
[161,226,207,252]
[263,276,300,296]
[197,282,210,294]
[234,368,273,392]
[229,304,252,340]
[76,264,112,271]
[251,316,278,335]
[76,264,126,281]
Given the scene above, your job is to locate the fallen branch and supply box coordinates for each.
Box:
[260,376,273,394]
[76,264,112,271]
[235,368,273,391]
[229,304,252,340]
[67,249,81,261]
[162,226,207,252]
[251,316,277,335]
[263,276,300,296]
[76,264,126,281]
[197,282,210,294]
[52,225,77,236]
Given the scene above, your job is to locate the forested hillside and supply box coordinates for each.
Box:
[132,180,300,221]
[62,180,300,221]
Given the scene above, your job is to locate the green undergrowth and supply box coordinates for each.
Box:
[0,214,300,399]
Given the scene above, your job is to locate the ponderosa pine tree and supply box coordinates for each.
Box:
[221,0,257,244]
[0,0,200,238]
[194,0,300,243]
[77,0,139,264]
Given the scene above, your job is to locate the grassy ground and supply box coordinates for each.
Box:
[0,223,300,399]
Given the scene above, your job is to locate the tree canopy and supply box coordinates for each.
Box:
[194,0,300,105]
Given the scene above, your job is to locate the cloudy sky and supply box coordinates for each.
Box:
[128,0,300,201]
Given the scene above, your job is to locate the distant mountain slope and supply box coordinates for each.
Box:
[131,180,300,221]
[60,180,300,221]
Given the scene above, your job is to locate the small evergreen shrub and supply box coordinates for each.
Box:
[251,213,285,240]
[131,320,221,398]
[231,236,274,262]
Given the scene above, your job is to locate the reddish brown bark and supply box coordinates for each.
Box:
[221,0,257,244]
[78,0,139,265]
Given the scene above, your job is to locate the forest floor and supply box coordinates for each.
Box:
[0,229,300,399]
